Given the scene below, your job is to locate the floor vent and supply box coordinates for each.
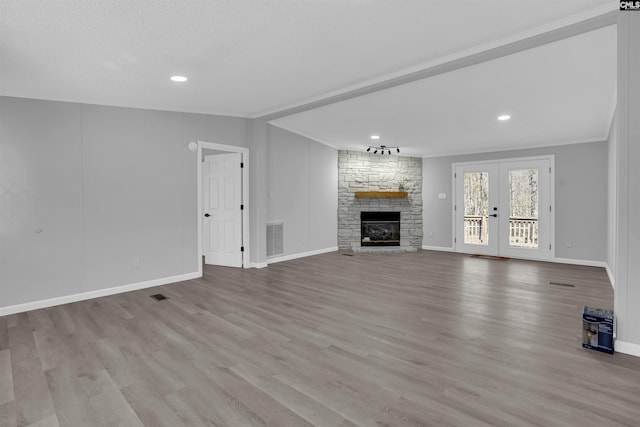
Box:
[267,222,284,258]
[548,281,576,288]
[150,293,169,301]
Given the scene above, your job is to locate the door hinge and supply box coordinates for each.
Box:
[454,237,457,243]
[549,166,552,173]
[240,162,244,168]
[454,205,457,211]
[241,246,244,252]
[240,204,244,210]
[549,205,552,212]
[454,173,457,178]
[549,244,551,250]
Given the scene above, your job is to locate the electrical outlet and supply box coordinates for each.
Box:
[133,257,141,269]
[565,240,572,248]
[428,231,434,237]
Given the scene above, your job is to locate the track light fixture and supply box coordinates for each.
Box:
[366,145,400,155]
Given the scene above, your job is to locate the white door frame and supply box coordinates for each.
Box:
[196,141,249,273]
[452,155,555,260]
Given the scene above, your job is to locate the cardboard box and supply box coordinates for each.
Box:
[582,306,614,354]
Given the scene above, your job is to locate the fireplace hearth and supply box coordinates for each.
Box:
[361,211,400,246]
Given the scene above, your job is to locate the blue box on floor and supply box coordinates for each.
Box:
[582,306,614,354]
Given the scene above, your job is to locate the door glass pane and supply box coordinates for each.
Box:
[509,169,538,248]
[463,172,489,245]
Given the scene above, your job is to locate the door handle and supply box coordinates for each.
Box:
[204,213,210,217]
[489,214,498,217]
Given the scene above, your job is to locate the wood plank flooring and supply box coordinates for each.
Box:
[2,250,640,426]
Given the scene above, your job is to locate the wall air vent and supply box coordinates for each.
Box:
[267,222,284,258]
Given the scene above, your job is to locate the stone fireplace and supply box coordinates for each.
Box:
[338,150,422,250]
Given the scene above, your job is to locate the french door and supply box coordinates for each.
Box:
[454,157,553,260]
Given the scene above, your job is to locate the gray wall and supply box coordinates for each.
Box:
[0,96,250,308]
[422,141,608,262]
[267,125,337,257]
[250,120,269,265]
[614,13,640,352]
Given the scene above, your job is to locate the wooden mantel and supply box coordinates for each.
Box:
[355,191,408,199]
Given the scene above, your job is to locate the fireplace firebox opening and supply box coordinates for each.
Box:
[361,211,400,246]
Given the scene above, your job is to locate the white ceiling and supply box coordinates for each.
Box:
[0,0,617,156]
[272,25,617,156]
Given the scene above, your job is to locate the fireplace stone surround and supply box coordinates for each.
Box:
[338,150,423,250]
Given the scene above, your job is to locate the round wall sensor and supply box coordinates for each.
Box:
[188,142,198,152]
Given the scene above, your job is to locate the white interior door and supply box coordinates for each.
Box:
[202,153,243,267]
[454,157,552,260]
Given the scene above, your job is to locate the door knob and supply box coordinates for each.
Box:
[204,213,210,217]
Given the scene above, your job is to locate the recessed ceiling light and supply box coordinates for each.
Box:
[370,135,380,140]
[170,75,188,82]
[498,115,511,121]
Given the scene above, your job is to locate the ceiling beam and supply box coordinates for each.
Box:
[256,10,617,122]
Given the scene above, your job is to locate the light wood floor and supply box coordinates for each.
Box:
[2,250,640,427]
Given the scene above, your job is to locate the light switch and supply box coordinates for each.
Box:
[438,193,447,199]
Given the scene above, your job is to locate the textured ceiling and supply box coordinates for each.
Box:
[0,0,617,156]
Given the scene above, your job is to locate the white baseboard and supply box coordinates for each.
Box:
[0,271,201,317]
[552,257,608,268]
[615,340,640,358]
[247,262,268,269]
[421,245,454,252]
[267,247,338,264]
